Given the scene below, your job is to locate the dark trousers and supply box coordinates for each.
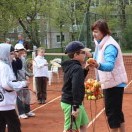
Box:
[35,77,47,101]
[103,87,124,128]
[17,96,30,115]
[0,109,21,132]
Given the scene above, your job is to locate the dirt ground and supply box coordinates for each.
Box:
[20,80,132,132]
[20,55,132,132]
[20,89,132,132]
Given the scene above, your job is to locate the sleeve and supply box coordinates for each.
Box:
[98,44,118,71]
[34,58,45,68]
[84,69,89,77]
[1,65,27,91]
[15,58,23,70]
[72,67,84,107]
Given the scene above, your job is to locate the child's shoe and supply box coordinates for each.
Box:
[19,114,28,119]
[26,112,35,117]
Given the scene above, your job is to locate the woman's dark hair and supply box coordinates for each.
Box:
[91,19,111,36]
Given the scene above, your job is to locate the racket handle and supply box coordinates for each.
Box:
[72,105,79,111]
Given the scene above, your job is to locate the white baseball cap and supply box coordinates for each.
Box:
[14,43,26,51]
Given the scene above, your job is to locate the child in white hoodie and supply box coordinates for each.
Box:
[34,47,49,104]
[0,44,28,132]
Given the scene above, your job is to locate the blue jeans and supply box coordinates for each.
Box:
[17,97,30,115]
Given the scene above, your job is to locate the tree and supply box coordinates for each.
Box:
[118,0,126,29]
[0,0,50,47]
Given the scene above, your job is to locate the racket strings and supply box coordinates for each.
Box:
[25,58,34,75]
[17,89,37,105]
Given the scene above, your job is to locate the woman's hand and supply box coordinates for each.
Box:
[89,60,99,68]
[87,58,99,68]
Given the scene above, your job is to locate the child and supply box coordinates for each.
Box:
[0,43,28,132]
[34,47,49,104]
[61,41,90,132]
[14,43,35,119]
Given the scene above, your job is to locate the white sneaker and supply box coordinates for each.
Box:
[19,114,28,119]
[26,112,35,117]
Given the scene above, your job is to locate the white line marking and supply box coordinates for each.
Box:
[31,96,61,112]
[31,95,105,129]
[124,80,132,89]
[87,108,105,128]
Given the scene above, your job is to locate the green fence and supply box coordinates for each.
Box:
[78,12,132,51]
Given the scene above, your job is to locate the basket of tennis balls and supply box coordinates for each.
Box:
[84,79,104,100]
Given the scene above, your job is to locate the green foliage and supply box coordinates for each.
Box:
[49,0,89,42]
[121,23,132,50]
[0,0,132,51]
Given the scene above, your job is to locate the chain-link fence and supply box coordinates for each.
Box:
[78,12,132,51]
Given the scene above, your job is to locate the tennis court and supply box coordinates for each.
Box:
[20,54,132,132]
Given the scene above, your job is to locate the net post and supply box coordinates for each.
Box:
[32,51,36,92]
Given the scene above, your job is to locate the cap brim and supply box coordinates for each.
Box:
[15,48,26,51]
[81,48,91,52]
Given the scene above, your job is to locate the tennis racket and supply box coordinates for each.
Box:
[67,115,79,132]
[25,58,35,75]
[17,88,37,105]
[67,105,79,132]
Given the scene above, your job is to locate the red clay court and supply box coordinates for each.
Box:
[20,54,132,132]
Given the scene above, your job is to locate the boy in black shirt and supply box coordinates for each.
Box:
[61,41,91,132]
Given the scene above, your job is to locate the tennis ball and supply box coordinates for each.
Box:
[86,89,91,94]
[91,95,96,100]
[93,81,101,89]
[87,95,92,100]
[87,58,96,64]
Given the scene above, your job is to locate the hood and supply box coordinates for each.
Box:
[0,43,12,65]
[61,60,81,73]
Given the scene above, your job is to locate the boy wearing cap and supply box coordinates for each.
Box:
[13,43,35,119]
[61,41,90,132]
[0,44,28,132]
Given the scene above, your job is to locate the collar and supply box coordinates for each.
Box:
[94,35,110,49]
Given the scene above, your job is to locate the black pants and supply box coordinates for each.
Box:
[35,77,47,101]
[0,109,21,132]
[103,87,124,128]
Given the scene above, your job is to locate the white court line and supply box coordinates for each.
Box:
[31,96,61,112]
[87,108,105,128]
[31,95,105,129]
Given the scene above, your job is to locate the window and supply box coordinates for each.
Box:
[57,35,60,42]
[56,35,65,42]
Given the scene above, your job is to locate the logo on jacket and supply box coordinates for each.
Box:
[0,92,4,102]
